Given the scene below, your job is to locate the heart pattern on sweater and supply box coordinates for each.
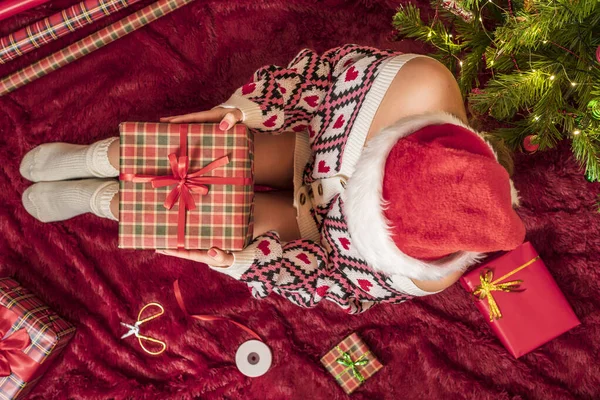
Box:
[263,115,277,128]
[357,279,372,292]
[345,66,358,82]
[293,124,307,132]
[338,237,351,250]
[308,125,316,138]
[280,86,286,94]
[242,82,256,95]
[296,253,311,265]
[333,114,345,129]
[304,95,319,107]
[257,240,271,256]
[316,285,330,297]
[318,160,330,173]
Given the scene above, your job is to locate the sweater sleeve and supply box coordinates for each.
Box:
[219,44,390,135]
[208,231,380,313]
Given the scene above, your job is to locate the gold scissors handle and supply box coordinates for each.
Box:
[122,302,167,355]
[137,334,167,356]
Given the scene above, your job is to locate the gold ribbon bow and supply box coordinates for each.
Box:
[121,302,167,355]
[472,256,540,321]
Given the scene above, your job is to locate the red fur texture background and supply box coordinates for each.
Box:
[1,0,599,398]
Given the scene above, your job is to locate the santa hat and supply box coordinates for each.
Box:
[343,112,525,281]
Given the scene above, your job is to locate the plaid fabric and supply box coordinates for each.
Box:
[320,333,383,394]
[119,122,255,251]
[0,0,142,65]
[0,0,193,97]
[0,278,76,400]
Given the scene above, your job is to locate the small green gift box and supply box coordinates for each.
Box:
[320,332,383,394]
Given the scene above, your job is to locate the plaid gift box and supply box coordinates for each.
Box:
[0,278,76,400]
[320,333,383,394]
[119,122,254,251]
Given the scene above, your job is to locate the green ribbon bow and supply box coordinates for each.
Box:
[335,346,370,383]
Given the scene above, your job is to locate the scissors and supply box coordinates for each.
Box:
[121,302,167,355]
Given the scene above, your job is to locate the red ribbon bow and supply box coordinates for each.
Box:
[0,306,38,380]
[152,153,232,212]
[120,124,252,248]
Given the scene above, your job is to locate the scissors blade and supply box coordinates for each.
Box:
[120,322,137,339]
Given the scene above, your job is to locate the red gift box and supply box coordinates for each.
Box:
[0,278,76,399]
[460,242,580,358]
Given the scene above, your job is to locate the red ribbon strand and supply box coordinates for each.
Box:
[173,280,262,341]
[120,124,252,248]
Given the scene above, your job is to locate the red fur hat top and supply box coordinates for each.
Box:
[382,124,526,261]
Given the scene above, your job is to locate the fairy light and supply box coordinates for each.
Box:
[573,130,581,135]
[549,75,555,80]
[571,82,576,86]
[534,115,540,121]
[428,31,432,38]
[459,61,463,66]
[543,40,548,44]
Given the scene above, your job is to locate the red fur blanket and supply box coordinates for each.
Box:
[1,0,598,398]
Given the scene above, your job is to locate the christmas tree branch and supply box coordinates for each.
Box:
[572,133,600,182]
[393,0,600,182]
[470,69,551,119]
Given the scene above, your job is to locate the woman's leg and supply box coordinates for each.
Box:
[22,179,118,222]
[20,137,119,182]
[24,131,297,223]
[21,127,294,188]
[253,191,299,242]
[246,132,298,241]
[254,132,296,190]
[24,178,298,238]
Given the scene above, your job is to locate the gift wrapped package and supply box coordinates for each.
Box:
[460,242,580,358]
[320,333,383,394]
[119,122,254,251]
[0,278,76,399]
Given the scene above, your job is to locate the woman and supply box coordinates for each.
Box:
[19,44,525,313]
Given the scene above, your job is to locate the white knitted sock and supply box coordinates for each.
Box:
[20,137,119,182]
[22,179,119,223]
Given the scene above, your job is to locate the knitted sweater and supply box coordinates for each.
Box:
[211,44,437,314]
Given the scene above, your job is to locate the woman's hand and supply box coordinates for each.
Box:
[160,107,243,131]
[156,247,233,267]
